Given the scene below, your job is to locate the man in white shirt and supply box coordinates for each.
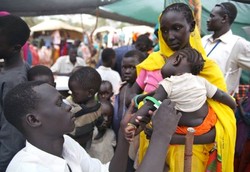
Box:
[202,2,250,95]
[3,81,182,172]
[51,46,86,75]
[96,48,121,95]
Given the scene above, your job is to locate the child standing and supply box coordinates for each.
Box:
[88,100,116,164]
[113,50,146,172]
[0,14,30,171]
[113,50,146,137]
[67,67,104,149]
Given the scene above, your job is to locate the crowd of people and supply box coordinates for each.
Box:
[0,2,250,172]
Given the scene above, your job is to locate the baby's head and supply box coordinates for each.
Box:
[68,67,101,104]
[161,47,205,78]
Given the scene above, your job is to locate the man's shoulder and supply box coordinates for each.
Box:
[234,35,250,45]
[109,69,121,79]
[0,63,28,88]
[5,146,33,172]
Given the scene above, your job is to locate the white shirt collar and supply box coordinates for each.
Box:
[207,30,233,43]
[25,139,69,171]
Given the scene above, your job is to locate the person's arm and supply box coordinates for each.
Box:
[128,85,167,127]
[233,38,250,70]
[212,89,236,110]
[0,76,26,171]
[109,101,135,172]
[136,99,182,172]
[0,116,25,171]
[170,127,216,144]
[143,126,216,144]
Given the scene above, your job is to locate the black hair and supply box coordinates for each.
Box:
[69,66,101,94]
[135,34,153,52]
[28,65,54,81]
[123,49,146,63]
[3,81,45,132]
[101,48,116,66]
[100,99,114,116]
[177,47,205,75]
[0,15,30,46]
[100,80,113,90]
[216,2,237,25]
[68,45,78,53]
[161,3,194,24]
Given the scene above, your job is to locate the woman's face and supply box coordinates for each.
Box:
[160,11,193,51]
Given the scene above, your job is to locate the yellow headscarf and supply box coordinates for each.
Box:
[136,16,236,172]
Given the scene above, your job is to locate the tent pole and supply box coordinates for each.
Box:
[164,0,167,9]
[184,127,195,172]
[90,8,99,44]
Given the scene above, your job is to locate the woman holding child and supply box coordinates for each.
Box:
[127,3,236,172]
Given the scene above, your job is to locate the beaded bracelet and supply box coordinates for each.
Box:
[144,96,162,109]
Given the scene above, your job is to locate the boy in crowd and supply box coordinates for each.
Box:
[113,50,146,137]
[66,67,104,149]
[113,50,146,171]
[0,14,30,171]
[88,100,116,163]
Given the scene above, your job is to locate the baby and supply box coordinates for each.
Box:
[127,47,236,136]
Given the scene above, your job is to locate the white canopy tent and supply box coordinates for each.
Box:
[30,19,84,40]
[30,19,83,33]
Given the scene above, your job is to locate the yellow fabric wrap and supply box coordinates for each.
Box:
[136,24,236,171]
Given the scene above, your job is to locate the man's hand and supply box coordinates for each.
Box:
[152,99,181,135]
[138,99,182,139]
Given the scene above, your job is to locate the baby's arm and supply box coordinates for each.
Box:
[212,89,236,110]
[203,77,236,110]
